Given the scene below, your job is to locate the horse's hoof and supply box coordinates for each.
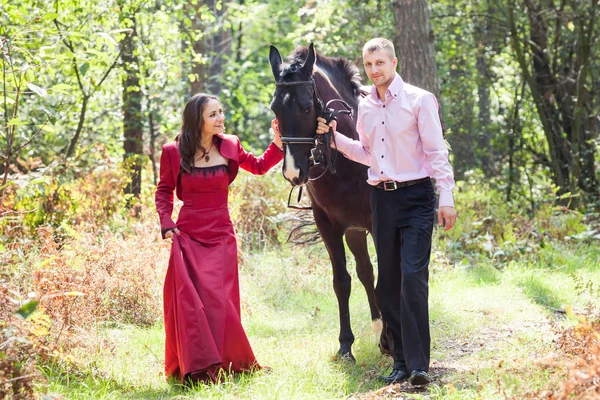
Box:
[378,341,392,357]
[336,351,356,363]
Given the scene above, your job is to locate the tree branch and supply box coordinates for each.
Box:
[1,36,8,132]
[53,19,86,95]
[523,143,552,167]
[91,39,128,95]
[52,9,128,158]
[550,0,566,77]
[15,120,50,153]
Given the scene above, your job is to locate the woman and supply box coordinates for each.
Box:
[155,93,283,383]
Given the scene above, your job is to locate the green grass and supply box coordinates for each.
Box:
[38,240,600,399]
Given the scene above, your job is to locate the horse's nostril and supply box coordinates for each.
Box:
[292,177,300,186]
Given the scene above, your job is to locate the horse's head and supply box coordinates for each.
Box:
[269,43,321,186]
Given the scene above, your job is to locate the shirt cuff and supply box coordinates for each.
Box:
[438,190,454,208]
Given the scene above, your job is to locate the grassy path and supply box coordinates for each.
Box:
[40,241,600,399]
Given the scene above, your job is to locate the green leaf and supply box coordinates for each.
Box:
[51,83,72,94]
[16,300,39,319]
[0,181,17,191]
[40,124,55,133]
[8,118,26,127]
[567,21,575,32]
[28,176,51,185]
[27,83,48,97]
[109,28,133,34]
[64,291,85,297]
[69,32,84,40]
[98,32,118,46]
[43,109,57,125]
[42,12,59,21]
[80,62,89,76]
[19,62,30,74]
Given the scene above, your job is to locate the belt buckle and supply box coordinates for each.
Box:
[383,181,397,191]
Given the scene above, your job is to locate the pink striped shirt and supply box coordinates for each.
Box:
[335,74,455,207]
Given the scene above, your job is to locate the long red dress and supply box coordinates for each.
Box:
[155,134,283,382]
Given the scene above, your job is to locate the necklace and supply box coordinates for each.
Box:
[197,140,214,163]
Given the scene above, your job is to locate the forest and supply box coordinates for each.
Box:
[1,0,599,399]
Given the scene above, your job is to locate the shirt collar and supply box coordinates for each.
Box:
[369,73,404,102]
[388,73,404,98]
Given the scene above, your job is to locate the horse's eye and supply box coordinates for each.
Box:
[305,108,310,114]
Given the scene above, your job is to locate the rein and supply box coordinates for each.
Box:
[276,78,353,209]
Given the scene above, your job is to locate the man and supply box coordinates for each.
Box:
[316,38,457,386]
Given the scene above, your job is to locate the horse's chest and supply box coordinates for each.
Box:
[308,178,370,227]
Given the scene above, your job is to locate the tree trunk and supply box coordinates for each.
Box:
[65,95,89,159]
[446,65,475,180]
[148,109,158,186]
[508,0,572,195]
[392,0,440,99]
[207,1,232,94]
[235,0,244,63]
[524,0,573,193]
[506,81,525,202]
[190,0,207,95]
[473,4,493,176]
[121,18,144,202]
[580,107,598,194]
[188,0,231,95]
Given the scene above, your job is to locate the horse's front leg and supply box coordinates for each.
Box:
[345,229,381,329]
[313,206,355,362]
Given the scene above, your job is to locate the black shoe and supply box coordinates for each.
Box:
[378,368,409,384]
[408,370,431,386]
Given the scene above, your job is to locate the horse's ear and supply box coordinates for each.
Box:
[301,43,316,76]
[269,45,283,81]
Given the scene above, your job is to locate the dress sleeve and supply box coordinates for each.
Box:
[155,144,178,238]
[237,137,284,175]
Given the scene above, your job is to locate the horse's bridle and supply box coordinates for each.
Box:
[275,78,353,208]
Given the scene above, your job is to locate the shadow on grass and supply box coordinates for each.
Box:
[517,274,564,310]
[41,362,170,399]
[41,359,282,399]
[326,342,470,398]
[465,262,501,285]
[331,359,465,399]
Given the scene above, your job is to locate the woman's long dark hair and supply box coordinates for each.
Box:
[178,93,220,174]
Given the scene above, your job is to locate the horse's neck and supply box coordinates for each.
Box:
[315,65,357,104]
[313,66,360,141]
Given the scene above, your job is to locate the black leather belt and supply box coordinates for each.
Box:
[375,177,431,191]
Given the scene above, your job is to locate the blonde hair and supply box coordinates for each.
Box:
[362,38,396,59]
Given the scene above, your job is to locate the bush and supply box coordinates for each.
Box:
[229,168,290,252]
[441,175,592,265]
[0,283,46,400]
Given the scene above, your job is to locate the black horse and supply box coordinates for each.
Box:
[269,43,385,361]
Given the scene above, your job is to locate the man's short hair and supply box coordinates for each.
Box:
[363,38,396,58]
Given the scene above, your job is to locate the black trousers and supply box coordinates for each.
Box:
[370,179,436,372]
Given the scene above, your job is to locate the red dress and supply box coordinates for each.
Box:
[155,134,283,382]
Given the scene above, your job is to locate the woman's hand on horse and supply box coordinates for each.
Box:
[271,118,283,150]
[316,117,337,135]
[165,228,181,239]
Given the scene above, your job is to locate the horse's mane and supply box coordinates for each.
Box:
[281,46,362,98]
